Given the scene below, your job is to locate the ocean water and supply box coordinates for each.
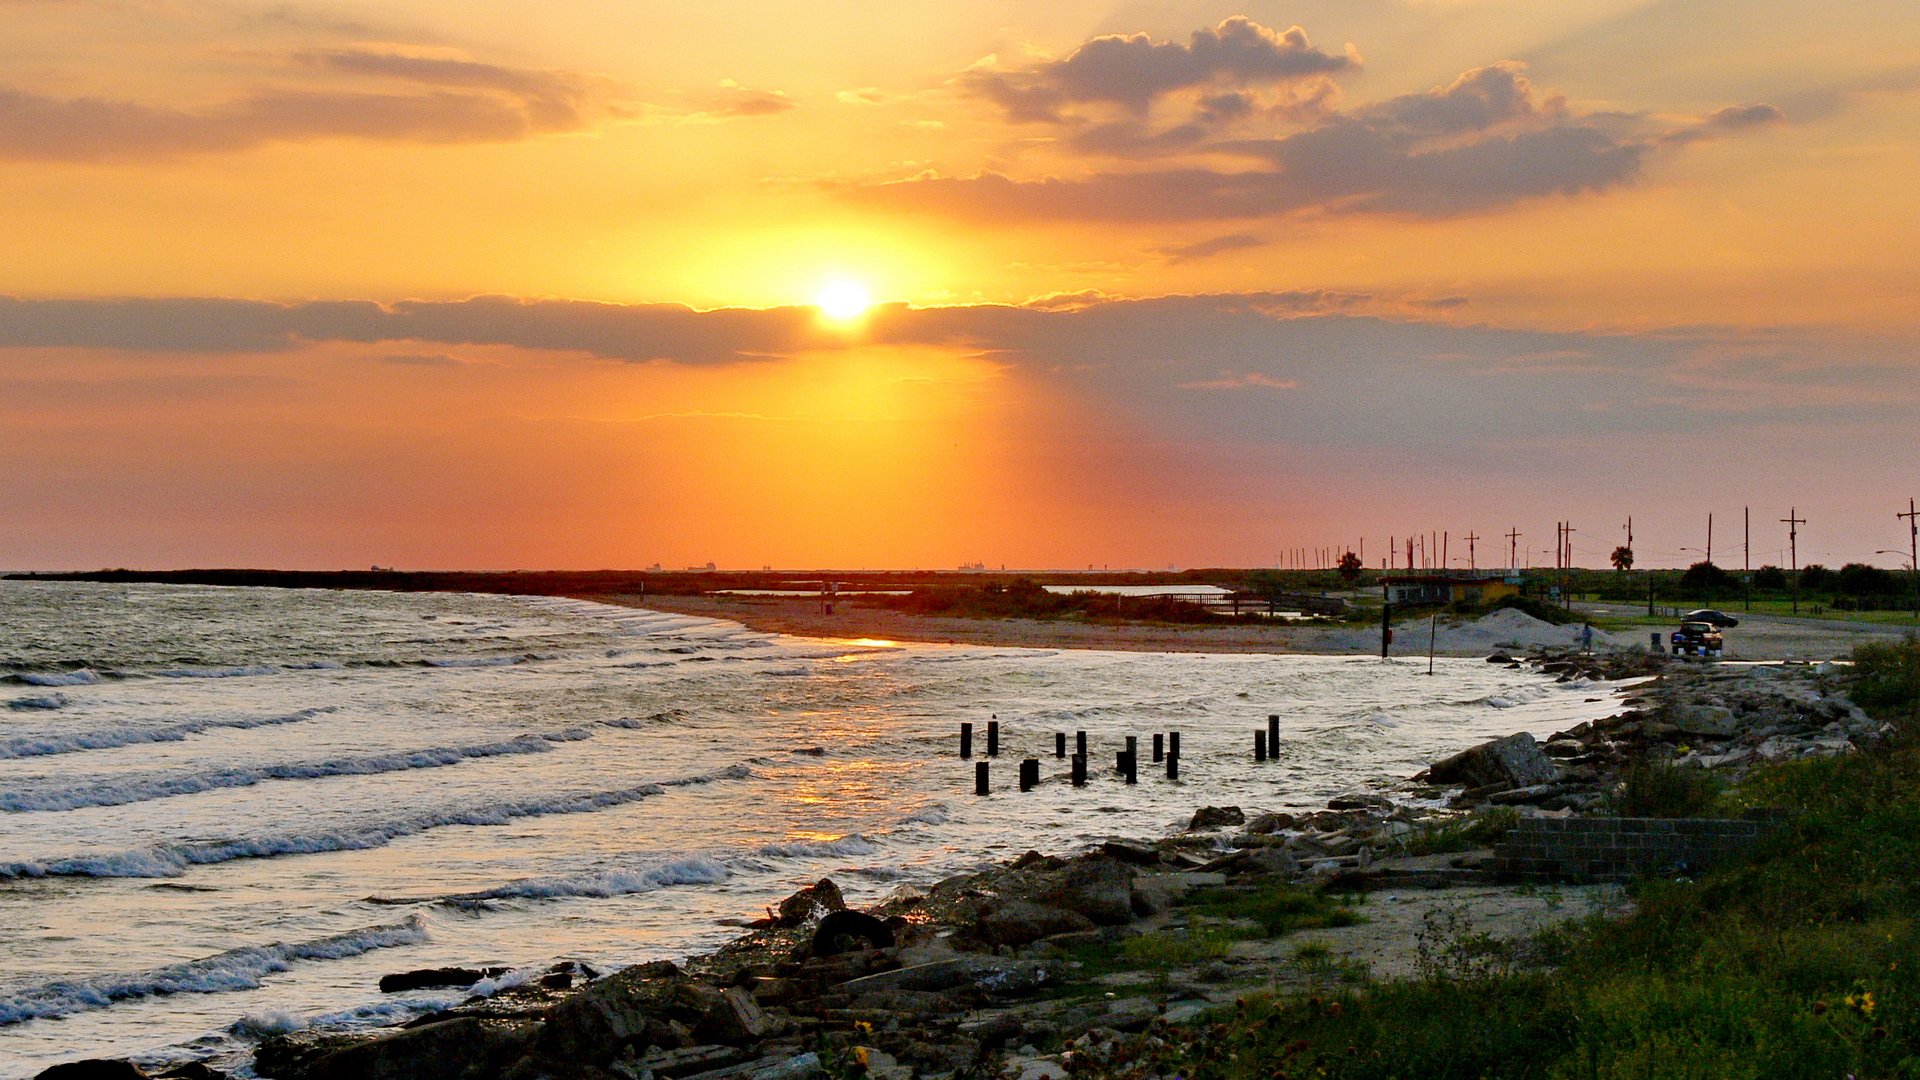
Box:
[0,582,1621,1076]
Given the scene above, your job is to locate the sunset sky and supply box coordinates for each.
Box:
[3,0,1917,571]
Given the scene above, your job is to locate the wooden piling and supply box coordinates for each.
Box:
[960,722,973,759]
[974,760,989,796]
[1076,730,1087,758]
[1071,754,1086,786]
[1152,733,1164,762]
[1019,758,1038,792]
[1121,750,1136,785]
[1125,735,1137,759]
[1055,732,1066,758]
[1166,754,1179,780]
[1268,714,1280,757]
[1169,732,1180,758]
[986,720,999,757]
[1255,730,1267,762]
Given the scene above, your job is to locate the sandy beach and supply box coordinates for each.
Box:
[596,593,1907,661]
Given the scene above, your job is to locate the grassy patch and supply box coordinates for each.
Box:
[1611,757,1723,818]
[1116,637,1920,1080]
[1399,806,1521,855]
[1181,883,1364,937]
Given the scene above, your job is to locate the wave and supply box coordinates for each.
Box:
[897,803,950,826]
[6,693,68,711]
[0,916,428,1025]
[439,856,735,903]
[421,655,524,669]
[155,665,283,679]
[2,670,103,687]
[397,829,876,906]
[0,763,754,879]
[0,731,584,813]
[0,706,337,761]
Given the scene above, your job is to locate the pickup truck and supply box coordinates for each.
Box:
[1671,621,1725,656]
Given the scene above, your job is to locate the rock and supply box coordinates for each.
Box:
[1486,653,1515,664]
[810,910,895,956]
[1670,704,1741,738]
[153,1066,226,1080]
[974,900,1095,947]
[378,966,512,993]
[33,1063,148,1080]
[1187,806,1245,830]
[1244,812,1296,834]
[1327,794,1393,812]
[535,966,713,1066]
[1037,857,1135,925]
[695,985,775,1045]
[296,1016,537,1080]
[750,1051,822,1080]
[837,957,1052,999]
[744,1045,821,1068]
[775,879,845,927]
[1098,840,1162,865]
[1427,733,1559,790]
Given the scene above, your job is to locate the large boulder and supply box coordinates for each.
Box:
[1427,733,1559,790]
[378,966,511,993]
[775,879,845,927]
[534,967,715,1066]
[810,910,895,956]
[294,1017,537,1080]
[973,900,1095,947]
[1187,806,1245,830]
[34,1063,148,1080]
[1037,857,1134,925]
[694,986,775,1045]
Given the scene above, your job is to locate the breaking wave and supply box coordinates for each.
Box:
[0,763,755,879]
[0,916,428,1025]
[0,706,337,760]
[0,731,586,813]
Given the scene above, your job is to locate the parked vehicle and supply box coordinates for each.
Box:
[1671,620,1725,656]
[1683,608,1740,627]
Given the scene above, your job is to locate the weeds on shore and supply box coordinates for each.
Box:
[1611,756,1723,818]
[1130,637,1920,1080]
[1399,806,1521,854]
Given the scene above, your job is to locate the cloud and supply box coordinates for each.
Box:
[961,17,1353,122]
[1663,101,1785,145]
[1158,233,1268,262]
[853,29,1785,224]
[0,48,617,161]
[3,292,1914,451]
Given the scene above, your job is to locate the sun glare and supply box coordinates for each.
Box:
[814,279,873,321]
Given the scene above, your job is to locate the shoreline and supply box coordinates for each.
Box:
[597,592,1896,661]
[78,648,1881,1080]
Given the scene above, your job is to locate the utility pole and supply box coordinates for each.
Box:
[1707,512,1713,566]
[1900,498,1919,620]
[1782,508,1806,614]
[1744,506,1751,613]
[1465,532,1479,572]
[1507,527,1521,572]
[1562,522,1576,609]
[1442,531,1449,571]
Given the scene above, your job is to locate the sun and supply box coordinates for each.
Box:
[814,279,873,321]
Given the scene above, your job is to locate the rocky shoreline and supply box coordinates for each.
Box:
[37,649,1887,1080]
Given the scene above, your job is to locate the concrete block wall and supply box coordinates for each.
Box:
[1493,815,1784,883]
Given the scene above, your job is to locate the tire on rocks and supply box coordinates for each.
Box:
[811,910,895,957]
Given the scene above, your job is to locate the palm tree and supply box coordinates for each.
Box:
[1611,545,1634,572]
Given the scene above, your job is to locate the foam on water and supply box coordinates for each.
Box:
[0,707,337,760]
[0,917,428,1025]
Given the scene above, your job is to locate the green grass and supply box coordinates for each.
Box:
[1181,883,1364,937]
[1108,638,1920,1080]
[1399,806,1521,855]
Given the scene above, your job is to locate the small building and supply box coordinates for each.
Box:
[1383,573,1522,606]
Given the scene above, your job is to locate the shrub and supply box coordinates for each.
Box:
[1851,635,1920,728]
[1612,757,1722,818]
